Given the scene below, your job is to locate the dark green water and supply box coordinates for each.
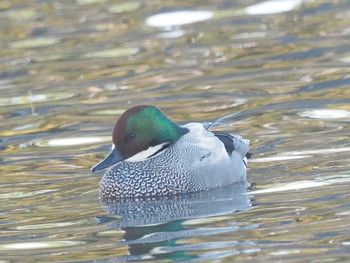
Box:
[1,0,350,262]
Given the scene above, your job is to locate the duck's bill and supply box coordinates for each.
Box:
[91,148,124,173]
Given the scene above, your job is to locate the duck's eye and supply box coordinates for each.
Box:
[125,133,136,142]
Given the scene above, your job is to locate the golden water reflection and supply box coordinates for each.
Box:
[1,0,350,262]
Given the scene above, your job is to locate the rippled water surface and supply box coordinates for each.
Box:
[1,0,350,262]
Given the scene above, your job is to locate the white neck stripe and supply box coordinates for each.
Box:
[125,142,168,162]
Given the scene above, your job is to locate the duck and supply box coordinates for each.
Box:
[91,105,250,199]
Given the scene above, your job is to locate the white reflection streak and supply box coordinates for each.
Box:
[47,137,105,147]
[299,109,350,119]
[250,180,329,194]
[282,147,350,155]
[251,147,350,163]
[0,241,84,250]
[245,0,302,15]
[145,11,213,28]
[4,242,50,249]
[250,155,309,162]
[250,175,350,194]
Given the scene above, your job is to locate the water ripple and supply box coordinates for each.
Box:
[0,92,76,106]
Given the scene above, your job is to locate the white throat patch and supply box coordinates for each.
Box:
[126,142,169,162]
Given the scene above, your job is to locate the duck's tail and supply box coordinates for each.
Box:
[205,111,250,165]
[232,135,250,167]
[212,132,250,160]
[231,134,250,160]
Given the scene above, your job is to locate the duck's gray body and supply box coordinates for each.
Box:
[99,123,249,199]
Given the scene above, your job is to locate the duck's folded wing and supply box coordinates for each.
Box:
[212,132,250,160]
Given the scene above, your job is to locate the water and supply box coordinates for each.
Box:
[1,0,350,262]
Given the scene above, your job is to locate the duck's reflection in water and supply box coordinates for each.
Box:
[96,182,256,261]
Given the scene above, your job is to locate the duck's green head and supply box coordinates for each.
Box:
[91,105,188,172]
